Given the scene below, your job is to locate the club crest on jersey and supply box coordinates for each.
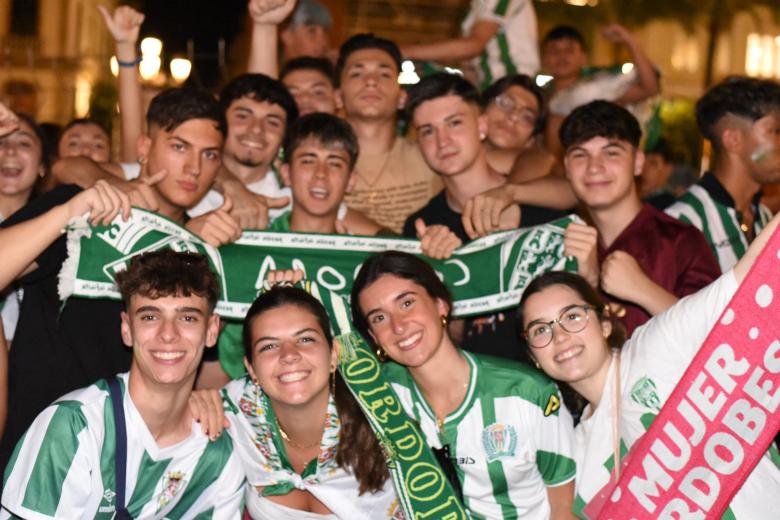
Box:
[97,488,116,514]
[630,376,661,411]
[157,470,188,510]
[482,423,517,462]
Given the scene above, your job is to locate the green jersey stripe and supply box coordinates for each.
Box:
[480,50,493,90]
[480,397,520,519]
[496,32,518,77]
[166,434,236,518]
[536,450,576,486]
[127,451,171,517]
[494,0,511,16]
[21,402,87,514]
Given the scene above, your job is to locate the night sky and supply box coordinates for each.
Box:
[139,0,248,89]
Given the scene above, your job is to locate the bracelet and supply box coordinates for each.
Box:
[116,55,142,67]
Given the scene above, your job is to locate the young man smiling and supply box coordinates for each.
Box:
[402,72,564,359]
[560,100,719,336]
[2,250,244,518]
[666,76,780,271]
[0,88,232,473]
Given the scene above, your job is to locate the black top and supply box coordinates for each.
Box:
[402,190,566,360]
[0,185,132,472]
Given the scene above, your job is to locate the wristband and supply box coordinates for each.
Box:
[116,55,142,67]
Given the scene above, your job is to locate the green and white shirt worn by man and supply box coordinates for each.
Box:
[463,0,540,89]
[666,172,773,271]
[384,351,575,519]
[1,373,245,519]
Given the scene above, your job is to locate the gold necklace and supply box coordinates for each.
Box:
[278,422,320,450]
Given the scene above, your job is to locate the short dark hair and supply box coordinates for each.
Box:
[283,112,359,169]
[219,73,299,126]
[481,74,546,135]
[116,250,219,312]
[696,76,780,147]
[281,56,336,87]
[542,25,586,49]
[350,251,452,342]
[559,100,641,151]
[645,136,674,162]
[335,33,402,86]
[146,88,226,136]
[405,72,480,121]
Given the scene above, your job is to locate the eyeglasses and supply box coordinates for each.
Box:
[524,304,595,349]
[493,94,538,126]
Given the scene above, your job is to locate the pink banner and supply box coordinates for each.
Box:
[587,227,780,519]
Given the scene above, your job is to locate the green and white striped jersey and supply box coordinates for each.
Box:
[383,351,575,520]
[666,173,773,271]
[463,0,540,89]
[1,373,245,520]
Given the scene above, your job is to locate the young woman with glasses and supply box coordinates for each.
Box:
[518,214,780,518]
[351,251,577,520]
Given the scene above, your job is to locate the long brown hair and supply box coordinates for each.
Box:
[243,286,389,494]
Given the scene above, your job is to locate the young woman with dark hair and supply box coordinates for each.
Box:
[351,250,577,520]
[194,285,400,519]
[518,213,780,518]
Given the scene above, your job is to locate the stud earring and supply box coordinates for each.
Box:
[440,315,448,329]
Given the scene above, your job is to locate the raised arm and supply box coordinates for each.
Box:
[246,0,296,77]
[0,181,130,289]
[98,5,145,163]
[602,24,660,105]
[401,20,500,63]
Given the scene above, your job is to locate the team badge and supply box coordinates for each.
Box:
[157,470,188,511]
[482,423,518,462]
[97,488,117,515]
[630,376,661,411]
[544,394,561,417]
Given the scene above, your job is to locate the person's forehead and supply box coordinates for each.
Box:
[498,85,539,110]
[64,123,107,137]
[415,95,475,124]
[282,68,333,88]
[293,137,348,157]
[544,37,584,52]
[129,292,210,311]
[571,135,632,151]
[228,96,286,117]
[343,48,398,71]
[155,118,223,146]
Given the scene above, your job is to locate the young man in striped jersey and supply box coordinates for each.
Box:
[2,250,244,519]
[560,101,720,336]
[666,76,780,271]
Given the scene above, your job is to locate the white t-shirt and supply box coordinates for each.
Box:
[2,373,244,519]
[573,271,780,519]
[462,0,540,88]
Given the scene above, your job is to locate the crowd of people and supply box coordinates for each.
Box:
[0,0,778,518]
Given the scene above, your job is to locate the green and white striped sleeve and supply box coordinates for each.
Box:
[532,382,576,486]
[1,401,97,519]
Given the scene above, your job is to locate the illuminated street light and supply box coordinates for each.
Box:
[140,37,163,58]
[170,58,192,84]
[139,56,162,81]
[110,56,118,77]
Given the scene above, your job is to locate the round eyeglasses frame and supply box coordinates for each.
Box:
[523,304,596,349]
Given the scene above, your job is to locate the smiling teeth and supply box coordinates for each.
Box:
[555,346,583,362]
[398,332,422,348]
[279,371,308,383]
[153,352,184,360]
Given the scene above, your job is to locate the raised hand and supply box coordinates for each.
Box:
[600,250,646,302]
[185,197,242,247]
[248,0,297,25]
[97,4,144,45]
[221,176,290,230]
[564,222,599,287]
[65,180,132,226]
[601,23,636,47]
[266,268,305,286]
[0,103,19,138]
[462,186,518,239]
[416,219,462,260]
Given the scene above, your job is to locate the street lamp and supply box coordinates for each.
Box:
[170,58,192,84]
